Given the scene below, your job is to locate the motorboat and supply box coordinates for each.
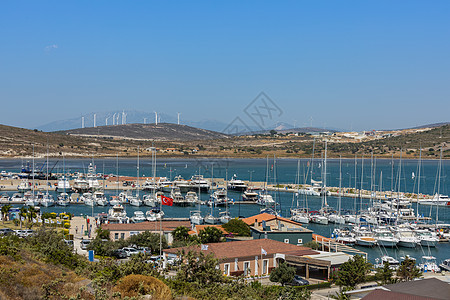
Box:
[242,189,259,202]
[73,175,89,193]
[185,191,198,206]
[171,188,189,206]
[219,211,231,224]
[209,189,229,207]
[93,191,108,206]
[189,210,204,225]
[128,195,143,207]
[158,177,173,193]
[373,228,399,247]
[56,193,70,206]
[146,208,164,221]
[142,179,158,192]
[131,211,147,223]
[394,228,419,248]
[143,194,157,207]
[415,229,439,247]
[189,174,210,193]
[328,213,346,224]
[173,175,191,193]
[227,175,247,192]
[419,194,450,206]
[309,211,328,225]
[375,256,400,269]
[118,191,131,204]
[17,179,31,192]
[40,193,55,207]
[57,176,71,191]
[10,193,24,202]
[354,226,377,247]
[333,228,356,245]
[86,163,101,191]
[256,193,275,206]
[439,259,450,272]
[81,192,96,206]
[107,204,128,223]
[419,256,440,273]
[109,196,120,206]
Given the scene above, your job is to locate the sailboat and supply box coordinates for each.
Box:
[310,141,328,225]
[57,154,70,206]
[328,156,345,224]
[40,146,55,207]
[129,147,143,207]
[291,159,309,224]
[204,165,219,224]
[219,170,231,224]
[420,149,449,206]
[257,155,275,206]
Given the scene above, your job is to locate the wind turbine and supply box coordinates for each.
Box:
[155,112,158,125]
[177,112,181,125]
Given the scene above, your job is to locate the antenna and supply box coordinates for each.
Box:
[155,112,158,125]
[93,113,96,127]
[177,112,181,125]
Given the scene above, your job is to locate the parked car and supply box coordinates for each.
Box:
[122,247,140,257]
[80,239,91,250]
[112,249,128,259]
[63,239,74,248]
[287,275,309,286]
[0,228,14,236]
[15,229,34,238]
[136,247,151,255]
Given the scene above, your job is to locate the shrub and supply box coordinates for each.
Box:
[114,274,172,299]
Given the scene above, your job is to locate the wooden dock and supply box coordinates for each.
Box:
[313,234,368,259]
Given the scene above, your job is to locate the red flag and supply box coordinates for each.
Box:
[161,195,173,206]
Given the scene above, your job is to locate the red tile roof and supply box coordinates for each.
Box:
[242,213,303,227]
[164,238,318,260]
[102,220,190,232]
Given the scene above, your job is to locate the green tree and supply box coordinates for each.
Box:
[376,261,397,285]
[269,262,295,286]
[172,226,190,241]
[303,240,321,250]
[175,250,225,286]
[334,255,372,288]
[269,129,277,136]
[19,206,28,229]
[128,231,168,253]
[95,227,110,240]
[198,227,223,244]
[1,204,12,223]
[221,219,251,237]
[26,206,37,228]
[396,257,421,282]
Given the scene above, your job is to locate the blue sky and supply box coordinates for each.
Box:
[1,1,449,131]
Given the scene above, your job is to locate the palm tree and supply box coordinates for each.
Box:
[26,206,37,228]
[1,204,12,223]
[19,206,27,229]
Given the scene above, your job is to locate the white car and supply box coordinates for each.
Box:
[122,247,140,257]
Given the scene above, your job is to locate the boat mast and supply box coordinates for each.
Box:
[436,147,442,226]
[338,155,342,216]
[136,146,139,197]
[354,154,357,215]
[323,140,328,209]
[416,147,422,221]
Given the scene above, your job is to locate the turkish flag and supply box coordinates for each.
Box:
[161,195,173,206]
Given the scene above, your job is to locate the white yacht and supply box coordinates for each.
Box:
[128,195,143,207]
[242,189,259,202]
[158,177,173,193]
[328,213,346,224]
[310,211,328,225]
[146,208,164,221]
[142,179,158,192]
[219,211,231,224]
[40,193,55,207]
[131,211,147,223]
[109,196,120,206]
[209,189,228,207]
[10,193,24,202]
[189,210,203,225]
[57,176,71,191]
[333,228,356,245]
[56,193,70,206]
[290,208,309,224]
[173,175,191,193]
[394,228,420,248]
[189,174,210,192]
[118,191,131,204]
[81,192,96,206]
[419,256,440,272]
[204,213,218,225]
[354,226,377,247]
[93,191,108,206]
[17,179,31,192]
[373,228,399,247]
[185,191,198,206]
[257,193,275,206]
[419,194,450,206]
[107,204,128,223]
[415,229,439,247]
[73,175,89,192]
[143,194,157,207]
[171,188,188,206]
[227,175,247,192]
[86,163,101,191]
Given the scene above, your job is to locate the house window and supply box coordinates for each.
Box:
[297,238,303,244]
[244,261,251,276]
[263,259,269,275]
[120,233,125,239]
[224,263,230,276]
[114,233,119,240]
[284,238,290,244]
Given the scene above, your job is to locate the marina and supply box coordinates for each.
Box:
[1,156,449,266]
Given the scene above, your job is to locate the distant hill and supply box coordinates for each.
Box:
[405,122,450,130]
[34,110,229,133]
[59,123,230,141]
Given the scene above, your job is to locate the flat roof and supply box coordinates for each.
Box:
[304,252,353,265]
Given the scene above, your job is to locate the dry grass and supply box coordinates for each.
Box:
[114,274,172,299]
